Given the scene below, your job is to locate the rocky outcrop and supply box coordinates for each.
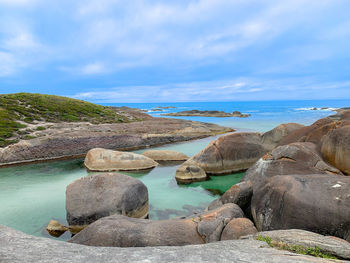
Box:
[0,117,233,166]
[261,123,305,151]
[69,204,244,247]
[321,125,350,175]
[66,173,148,230]
[221,218,257,240]
[257,229,350,260]
[162,110,251,118]
[142,150,189,162]
[0,224,334,263]
[84,148,158,172]
[251,174,350,241]
[242,142,343,190]
[179,132,265,176]
[175,164,207,183]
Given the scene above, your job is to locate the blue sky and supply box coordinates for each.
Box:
[0,0,350,102]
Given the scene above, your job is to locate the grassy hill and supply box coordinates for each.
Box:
[0,93,134,147]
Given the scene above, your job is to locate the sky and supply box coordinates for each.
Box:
[0,0,350,103]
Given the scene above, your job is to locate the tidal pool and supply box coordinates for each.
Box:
[0,136,243,241]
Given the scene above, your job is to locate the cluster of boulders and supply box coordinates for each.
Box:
[45,109,350,260]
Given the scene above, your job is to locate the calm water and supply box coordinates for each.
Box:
[0,99,349,240]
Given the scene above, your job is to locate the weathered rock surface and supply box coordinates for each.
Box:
[66,173,148,228]
[70,203,244,247]
[321,125,350,175]
[261,123,305,151]
[175,164,207,184]
[0,117,232,166]
[0,224,335,263]
[142,150,189,161]
[84,148,158,172]
[221,218,257,240]
[242,142,343,190]
[251,174,350,241]
[257,229,350,260]
[179,132,266,175]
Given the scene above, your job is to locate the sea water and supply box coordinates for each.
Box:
[0,99,349,240]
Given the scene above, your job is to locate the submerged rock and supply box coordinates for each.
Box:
[175,164,207,184]
[66,173,148,230]
[142,150,189,162]
[251,174,350,241]
[84,148,158,172]
[46,220,68,237]
[221,218,257,241]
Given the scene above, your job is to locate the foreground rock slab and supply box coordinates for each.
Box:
[84,148,158,171]
[70,204,244,246]
[0,224,340,263]
[66,173,148,229]
[257,229,350,260]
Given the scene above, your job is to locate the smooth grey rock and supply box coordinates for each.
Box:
[66,173,148,228]
[221,218,257,241]
[0,224,336,263]
[84,148,158,172]
[220,181,253,210]
[175,164,207,184]
[251,174,350,241]
[257,229,350,260]
[142,150,189,161]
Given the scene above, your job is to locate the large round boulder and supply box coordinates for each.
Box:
[251,174,350,241]
[175,164,207,184]
[142,150,189,162]
[220,218,257,241]
[180,132,266,175]
[321,125,350,175]
[261,123,304,151]
[69,203,244,247]
[242,142,343,190]
[84,148,158,172]
[66,173,149,230]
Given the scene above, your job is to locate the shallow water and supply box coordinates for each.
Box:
[0,136,243,241]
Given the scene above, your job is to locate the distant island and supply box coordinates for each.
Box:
[162,110,251,118]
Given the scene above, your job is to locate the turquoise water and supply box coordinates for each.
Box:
[0,136,243,240]
[1,99,349,240]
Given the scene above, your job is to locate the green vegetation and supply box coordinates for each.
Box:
[256,235,337,259]
[0,93,134,147]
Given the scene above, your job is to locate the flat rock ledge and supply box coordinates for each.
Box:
[0,225,338,263]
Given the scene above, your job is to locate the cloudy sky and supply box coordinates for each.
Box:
[0,0,349,102]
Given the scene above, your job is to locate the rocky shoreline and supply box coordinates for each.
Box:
[0,112,232,166]
[162,110,251,118]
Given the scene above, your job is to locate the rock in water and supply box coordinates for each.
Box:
[261,123,304,151]
[69,204,244,247]
[84,148,158,172]
[321,125,350,175]
[179,132,265,175]
[251,174,350,241]
[66,173,148,230]
[46,220,68,237]
[175,164,207,184]
[142,150,189,161]
[221,218,257,240]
